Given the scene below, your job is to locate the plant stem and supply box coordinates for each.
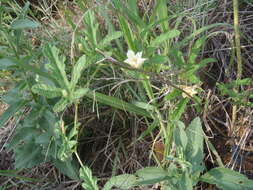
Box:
[231,0,242,133]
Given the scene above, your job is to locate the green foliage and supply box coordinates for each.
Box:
[80,166,99,190]
[103,117,253,190]
[1,1,253,190]
[201,167,253,190]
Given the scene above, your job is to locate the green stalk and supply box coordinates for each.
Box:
[231,0,242,132]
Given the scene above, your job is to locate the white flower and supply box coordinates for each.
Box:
[124,50,147,68]
[179,85,198,98]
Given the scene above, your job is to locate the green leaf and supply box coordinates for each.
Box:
[118,15,136,51]
[178,172,193,190]
[0,170,40,182]
[85,90,152,118]
[174,121,188,151]
[80,166,99,190]
[0,58,17,69]
[32,84,63,98]
[0,100,27,127]
[151,30,180,47]
[43,45,70,89]
[53,98,68,112]
[98,31,123,49]
[185,117,204,174]
[71,55,88,88]
[103,174,137,190]
[169,98,189,121]
[189,36,207,64]
[155,0,169,32]
[132,101,156,111]
[73,88,89,100]
[54,159,79,180]
[14,142,44,169]
[11,18,40,29]
[135,167,168,185]
[149,55,168,64]
[201,167,253,190]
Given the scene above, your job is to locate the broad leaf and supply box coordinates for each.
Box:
[11,18,40,30]
[135,167,168,185]
[201,167,253,190]
[0,58,17,69]
[174,121,188,151]
[185,117,204,174]
[103,174,137,190]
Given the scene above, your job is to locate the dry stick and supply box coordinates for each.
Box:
[231,0,242,134]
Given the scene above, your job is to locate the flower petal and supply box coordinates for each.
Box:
[127,50,135,58]
[136,52,143,58]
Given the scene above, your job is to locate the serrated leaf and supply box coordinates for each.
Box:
[71,55,88,88]
[43,45,70,89]
[170,98,189,121]
[53,98,68,112]
[80,166,99,190]
[73,88,89,100]
[103,174,137,190]
[151,30,180,47]
[11,18,40,29]
[32,84,63,98]
[201,167,253,190]
[98,31,123,49]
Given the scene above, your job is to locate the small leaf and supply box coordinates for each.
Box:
[11,18,40,29]
[98,31,123,48]
[43,45,70,89]
[32,84,63,98]
[201,167,253,190]
[73,88,89,100]
[170,98,189,121]
[103,174,137,190]
[71,55,88,88]
[174,121,188,150]
[80,166,99,190]
[53,98,68,112]
[151,30,180,47]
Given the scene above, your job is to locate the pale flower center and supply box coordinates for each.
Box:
[131,57,138,64]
